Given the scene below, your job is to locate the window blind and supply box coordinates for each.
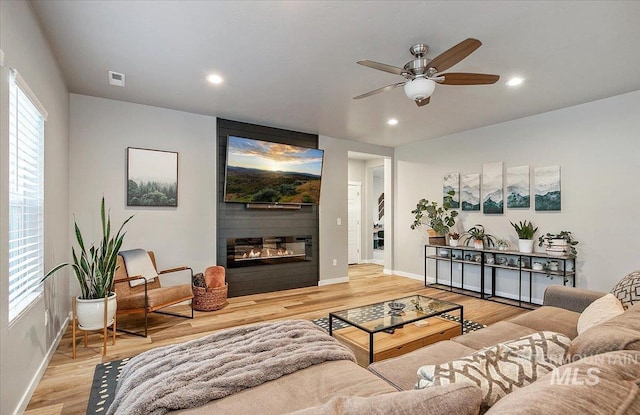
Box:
[8,69,46,322]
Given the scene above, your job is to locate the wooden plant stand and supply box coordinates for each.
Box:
[71,296,116,359]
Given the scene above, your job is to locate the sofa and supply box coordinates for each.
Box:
[163,285,640,414]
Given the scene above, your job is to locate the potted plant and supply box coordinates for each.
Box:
[538,231,579,258]
[410,190,458,246]
[495,239,510,251]
[510,220,538,253]
[461,224,496,250]
[448,232,461,247]
[42,197,133,330]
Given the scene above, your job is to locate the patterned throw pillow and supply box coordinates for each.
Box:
[416,331,571,411]
[610,271,640,310]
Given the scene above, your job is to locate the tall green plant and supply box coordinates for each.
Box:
[42,198,134,299]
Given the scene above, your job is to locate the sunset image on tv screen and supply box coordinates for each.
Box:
[224,136,324,204]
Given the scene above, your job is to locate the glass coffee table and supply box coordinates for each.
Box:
[329,294,463,364]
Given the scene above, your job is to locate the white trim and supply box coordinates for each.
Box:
[392,270,424,281]
[13,315,70,415]
[10,68,48,120]
[383,268,393,275]
[318,276,349,286]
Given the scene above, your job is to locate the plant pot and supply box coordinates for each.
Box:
[449,239,459,247]
[518,239,534,253]
[76,292,117,330]
[545,239,568,257]
[473,240,484,250]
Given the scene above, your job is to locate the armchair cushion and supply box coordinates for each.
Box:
[117,285,194,310]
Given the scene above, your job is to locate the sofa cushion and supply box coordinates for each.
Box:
[452,321,537,350]
[577,293,624,335]
[570,302,640,359]
[416,331,571,412]
[171,360,397,415]
[508,305,580,339]
[610,270,640,310]
[486,350,640,414]
[287,383,483,415]
[368,340,477,391]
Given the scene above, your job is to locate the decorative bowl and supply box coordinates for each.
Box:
[388,302,406,314]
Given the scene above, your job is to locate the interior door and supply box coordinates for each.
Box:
[348,182,362,265]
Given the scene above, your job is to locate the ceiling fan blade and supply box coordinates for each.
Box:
[416,96,430,107]
[427,38,482,73]
[439,73,500,85]
[353,82,406,100]
[357,60,407,76]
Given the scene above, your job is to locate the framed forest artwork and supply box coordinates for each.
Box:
[127,147,178,207]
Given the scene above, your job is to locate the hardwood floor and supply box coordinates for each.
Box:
[25,265,528,414]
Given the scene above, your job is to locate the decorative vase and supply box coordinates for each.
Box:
[473,239,484,250]
[76,292,117,330]
[518,239,534,253]
[545,239,568,257]
[449,239,459,247]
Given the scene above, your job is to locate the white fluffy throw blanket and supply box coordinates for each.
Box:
[107,320,355,415]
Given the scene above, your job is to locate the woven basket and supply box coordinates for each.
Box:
[192,283,228,311]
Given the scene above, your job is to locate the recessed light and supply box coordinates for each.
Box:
[206,74,224,85]
[387,118,398,126]
[506,77,524,87]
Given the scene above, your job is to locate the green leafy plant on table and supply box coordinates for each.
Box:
[410,190,458,236]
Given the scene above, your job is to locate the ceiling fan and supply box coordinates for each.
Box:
[354,38,499,107]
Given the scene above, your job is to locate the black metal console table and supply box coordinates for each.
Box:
[424,243,576,308]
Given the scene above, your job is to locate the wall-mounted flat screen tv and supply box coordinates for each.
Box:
[224,136,324,205]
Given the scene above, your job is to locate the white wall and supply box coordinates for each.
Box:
[394,90,640,295]
[69,95,217,286]
[319,136,393,282]
[0,1,70,413]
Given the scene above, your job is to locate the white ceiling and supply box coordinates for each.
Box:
[30,1,640,147]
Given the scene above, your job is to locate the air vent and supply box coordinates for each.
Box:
[0,49,5,67]
[108,70,125,87]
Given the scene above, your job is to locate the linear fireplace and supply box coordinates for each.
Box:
[227,235,312,268]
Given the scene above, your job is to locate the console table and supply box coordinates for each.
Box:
[424,244,576,308]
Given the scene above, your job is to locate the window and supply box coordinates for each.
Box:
[8,69,47,322]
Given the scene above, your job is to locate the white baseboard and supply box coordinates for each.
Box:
[383,268,393,275]
[391,270,424,281]
[318,276,349,286]
[15,314,70,415]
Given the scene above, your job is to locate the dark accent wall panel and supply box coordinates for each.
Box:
[217,119,319,297]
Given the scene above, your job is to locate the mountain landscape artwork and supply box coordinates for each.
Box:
[443,173,460,208]
[507,165,530,208]
[461,173,481,211]
[224,136,323,204]
[482,161,504,214]
[535,166,561,211]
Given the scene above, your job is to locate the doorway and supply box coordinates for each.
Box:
[348,182,362,264]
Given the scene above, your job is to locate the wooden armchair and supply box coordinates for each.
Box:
[113,251,194,337]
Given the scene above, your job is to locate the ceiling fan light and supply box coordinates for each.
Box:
[403,78,436,101]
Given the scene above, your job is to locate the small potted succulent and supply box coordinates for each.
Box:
[448,232,461,247]
[538,231,579,258]
[495,239,510,251]
[510,220,538,253]
[411,190,458,246]
[461,224,496,250]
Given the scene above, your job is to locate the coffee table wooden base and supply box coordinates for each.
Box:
[333,317,461,367]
